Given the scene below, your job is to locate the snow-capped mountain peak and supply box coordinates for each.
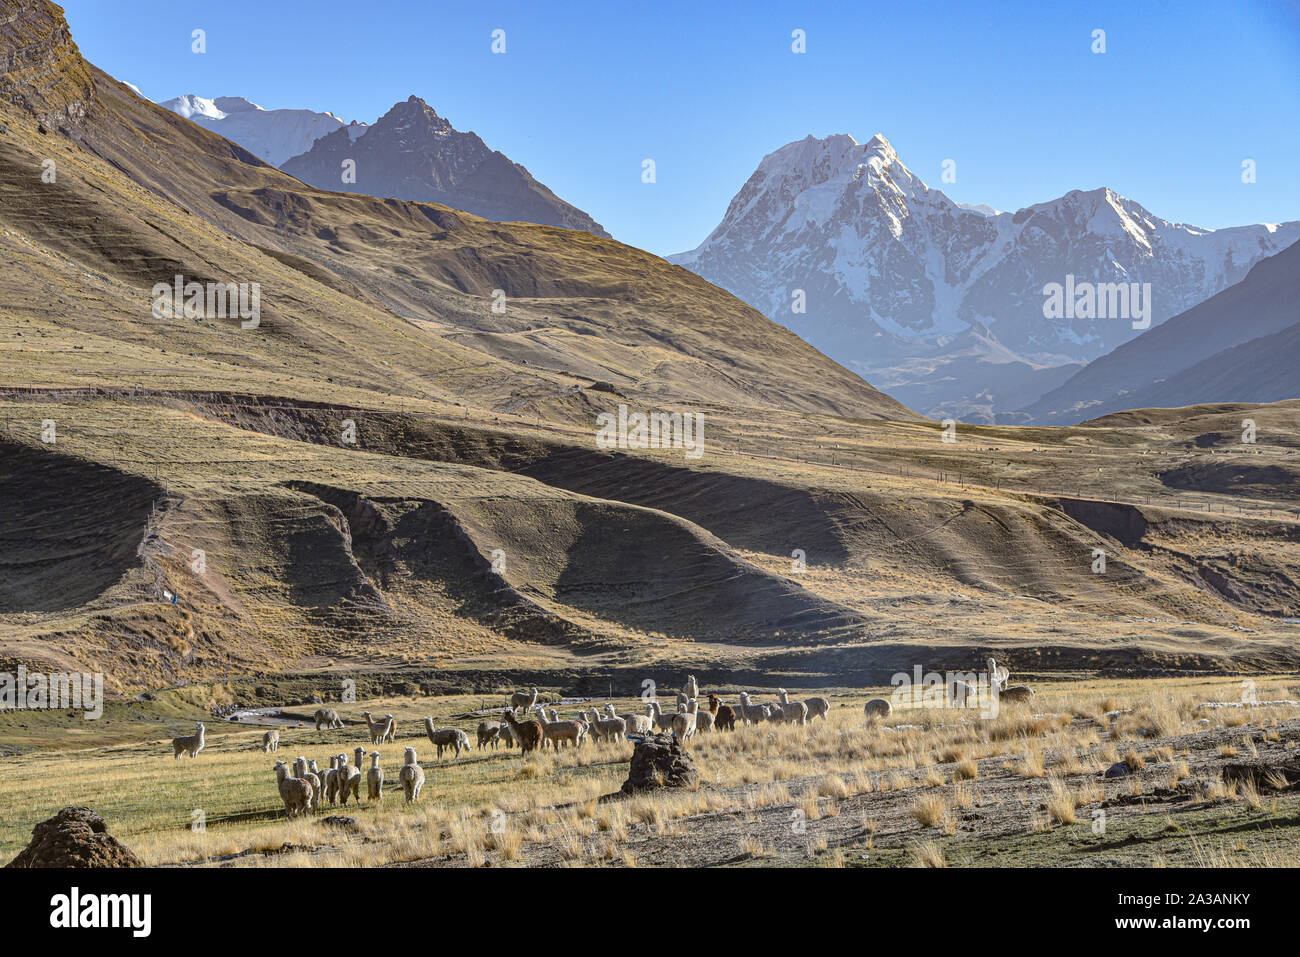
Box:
[671,133,1300,367]
[158,94,361,166]
[669,132,1300,420]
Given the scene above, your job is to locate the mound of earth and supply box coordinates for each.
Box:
[6,806,141,868]
[621,732,699,793]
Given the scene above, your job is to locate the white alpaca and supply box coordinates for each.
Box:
[736,693,769,725]
[274,760,312,817]
[323,755,340,804]
[399,747,425,804]
[684,675,699,700]
[608,703,653,734]
[531,706,586,749]
[671,699,698,743]
[863,698,892,720]
[338,750,362,804]
[382,714,397,744]
[777,688,828,722]
[293,757,322,812]
[585,708,628,743]
[779,700,808,725]
[645,701,676,733]
[172,722,205,759]
[692,701,716,733]
[366,751,384,802]
[987,657,1009,692]
[262,729,280,753]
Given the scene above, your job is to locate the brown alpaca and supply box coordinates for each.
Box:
[709,693,736,732]
[500,708,543,753]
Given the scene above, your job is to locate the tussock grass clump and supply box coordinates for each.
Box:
[911,793,948,828]
[1046,778,1077,825]
[909,840,946,868]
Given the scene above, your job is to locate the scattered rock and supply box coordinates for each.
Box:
[621,732,698,794]
[6,807,141,868]
[1104,761,1132,778]
[319,815,359,830]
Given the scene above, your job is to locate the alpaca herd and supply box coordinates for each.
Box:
[182,662,1035,819]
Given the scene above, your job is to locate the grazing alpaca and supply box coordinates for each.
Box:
[777,688,829,722]
[274,761,313,817]
[500,708,543,753]
[987,657,1009,692]
[314,708,344,731]
[863,698,892,720]
[684,675,699,700]
[423,718,473,758]
[382,714,397,743]
[779,700,808,725]
[671,699,698,743]
[361,711,389,745]
[323,755,340,804]
[645,701,676,733]
[736,693,769,725]
[692,702,715,733]
[398,747,425,804]
[366,751,384,802]
[802,696,830,721]
[262,729,280,753]
[293,757,322,812]
[585,708,627,743]
[531,706,586,749]
[509,687,539,714]
[338,751,361,805]
[607,703,653,734]
[708,694,736,731]
[477,720,502,750]
[498,720,518,748]
[999,685,1035,705]
[172,722,206,759]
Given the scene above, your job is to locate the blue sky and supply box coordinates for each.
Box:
[62,0,1300,256]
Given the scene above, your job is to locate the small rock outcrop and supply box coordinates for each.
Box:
[6,807,142,868]
[621,732,699,794]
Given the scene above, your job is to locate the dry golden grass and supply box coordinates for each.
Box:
[909,840,946,868]
[3,674,1299,868]
[911,793,948,828]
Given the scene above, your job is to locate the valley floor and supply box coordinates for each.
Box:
[3,675,1298,868]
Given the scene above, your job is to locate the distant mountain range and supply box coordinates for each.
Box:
[283,96,609,237]
[1019,238,1300,423]
[160,93,608,237]
[670,134,1300,421]
[157,94,366,166]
